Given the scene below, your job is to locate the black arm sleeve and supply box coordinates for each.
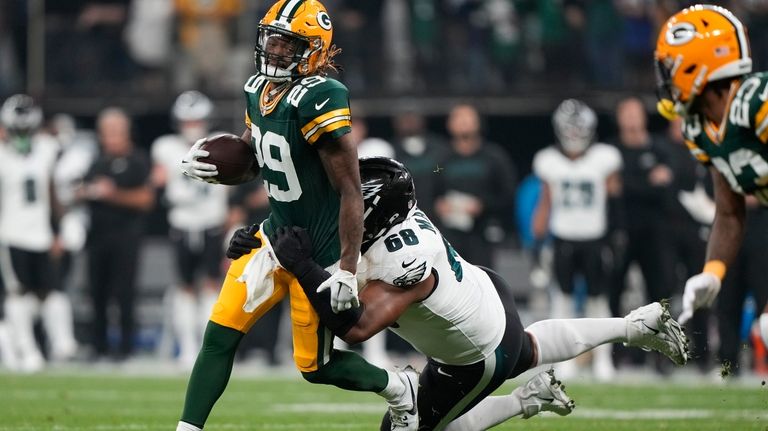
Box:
[291,261,362,337]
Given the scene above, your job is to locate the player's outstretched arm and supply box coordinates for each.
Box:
[270,226,428,342]
[679,168,745,324]
[706,167,746,265]
[318,133,363,274]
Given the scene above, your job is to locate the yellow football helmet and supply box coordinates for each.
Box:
[654,4,752,119]
[255,0,334,82]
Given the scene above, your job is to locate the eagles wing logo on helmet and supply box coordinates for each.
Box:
[362,180,384,202]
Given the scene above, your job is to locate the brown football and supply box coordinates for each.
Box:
[198,134,258,185]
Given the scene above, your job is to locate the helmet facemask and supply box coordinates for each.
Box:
[654,55,707,120]
[255,25,320,82]
[553,99,596,156]
[1,94,42,153]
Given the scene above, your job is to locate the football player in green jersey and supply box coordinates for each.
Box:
[655,4,768,348]
[176,1,417,430]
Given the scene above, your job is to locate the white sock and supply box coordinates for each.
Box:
[198,288,219,334]
[526,317,627,365]
[0,321,19,370]
[551,291,574,319]
[173,289,200,363]
[41,291,78,360]
[444,394,523,431]
[176,421,202,431]
[760,313,768,349]
[363,331,391,368]
[378,369,406,405]
[585,296,615,379]
[6,294,44,368]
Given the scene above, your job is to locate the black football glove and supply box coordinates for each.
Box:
[226,224,262,260]
[270,226,314,276]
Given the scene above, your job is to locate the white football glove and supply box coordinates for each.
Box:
[678,272,721,325]
[317,269,359,313]
[180,138,218,183]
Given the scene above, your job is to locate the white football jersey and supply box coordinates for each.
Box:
[533,143,621,240]
[151,134,228,231]
[0,134,60,251]
[357,208,506,366]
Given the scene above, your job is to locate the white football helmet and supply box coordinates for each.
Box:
[172,91,213,122]
[552,99,596,155]
[1,94,42,136]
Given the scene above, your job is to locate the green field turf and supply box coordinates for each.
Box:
[0,371,766,430]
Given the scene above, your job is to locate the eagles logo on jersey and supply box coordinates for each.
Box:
[255,0,335,82]
[654,4,752,119]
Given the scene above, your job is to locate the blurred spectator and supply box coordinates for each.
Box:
[716,200,768,377]
[0,95,78,372]
[335,0,385,93]
[581,0,624,88]
[125,0,173,69]
[532,99,622,380]
[79,108,154,360]
[174,0,244,93]
[46,1,138,90]
[349,113,395,158]
[609,98,672,324]
[660,117,715,373]
[151,91,229,368]
[0,0,23,97]
[434,104,516,269]
[391,108,447,222]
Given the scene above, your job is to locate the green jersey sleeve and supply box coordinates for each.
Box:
[294,76,351,145]
[745,72,768,144]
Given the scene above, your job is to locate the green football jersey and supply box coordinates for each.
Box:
[683,72,768,204]
[243,74,352,267]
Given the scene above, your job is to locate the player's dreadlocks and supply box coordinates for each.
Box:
[317,44,343,76]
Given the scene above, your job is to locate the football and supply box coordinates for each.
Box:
[198,134,258,185]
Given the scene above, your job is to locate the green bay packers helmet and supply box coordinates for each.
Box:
[255,0,334,82]
[359,157,417,250]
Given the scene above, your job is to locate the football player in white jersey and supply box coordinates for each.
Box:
[151,91,229,367]
[0,95,78,372]
[532,99,622,380]
[227,157,688,431]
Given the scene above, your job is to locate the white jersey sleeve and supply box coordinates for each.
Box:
[532,147,557,182]
[591,143,622,176]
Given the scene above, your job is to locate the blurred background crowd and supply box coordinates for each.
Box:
[0,0,766,382]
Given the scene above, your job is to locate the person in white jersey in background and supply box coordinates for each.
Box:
[0,95,78,372]
[532,99,623,380]
[151,91,229,368]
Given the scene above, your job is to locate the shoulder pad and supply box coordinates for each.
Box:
[362,217,441,287]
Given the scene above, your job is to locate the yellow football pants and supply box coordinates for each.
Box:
[209,231,327,372]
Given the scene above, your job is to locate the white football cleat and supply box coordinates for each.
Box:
[515,368,575,419]
[389,365,419,431]
[625,301,689,366]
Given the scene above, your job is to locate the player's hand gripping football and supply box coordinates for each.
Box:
[318,269,359,313]
[181,138,218,183]
[226,224,262,260]
[678,272,721,325]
